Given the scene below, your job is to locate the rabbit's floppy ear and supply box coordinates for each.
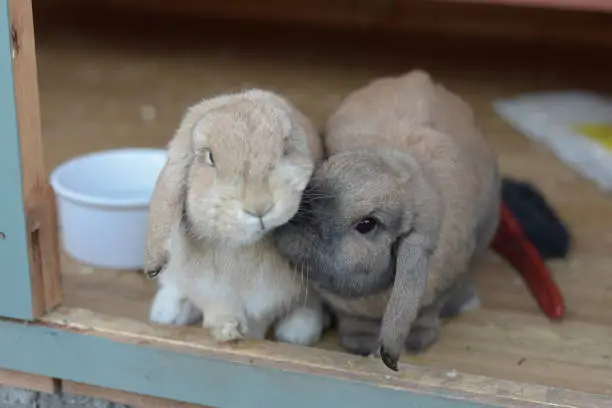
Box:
[378,154,442,371]
[292,109,324,163]
[144,111,200,277]
[144,93,241,277]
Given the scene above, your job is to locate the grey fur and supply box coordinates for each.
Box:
[274,70,500,371]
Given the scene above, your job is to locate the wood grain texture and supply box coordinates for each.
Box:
[0,369,59,394]
[438,0,612,12]
[37,307,612,408]
[8,0,62,317]
[31,8,612,406]
[0,311,526,408]
[62,382,210,408]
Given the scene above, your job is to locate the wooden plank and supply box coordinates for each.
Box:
[0,0,62,319]
[1,307,610,408]
[9,0,62,316]
[437,0,612,13]
[63,381,209,408]
[0,369,59,394]
[34,0,612,46]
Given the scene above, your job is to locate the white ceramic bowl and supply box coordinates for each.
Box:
[50,148,167,270]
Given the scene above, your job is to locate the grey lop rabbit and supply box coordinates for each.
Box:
[273,70,501,370]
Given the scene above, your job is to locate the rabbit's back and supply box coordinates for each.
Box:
[325,71,495,186]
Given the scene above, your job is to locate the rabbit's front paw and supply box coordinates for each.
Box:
[339,333,379,357]
[404,325,439,353]
[150,286,200,325]
[206,316,247,342]
[404,309,441,353]
[275,306,324,346]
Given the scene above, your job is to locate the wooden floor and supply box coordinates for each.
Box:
[35,8,612,398]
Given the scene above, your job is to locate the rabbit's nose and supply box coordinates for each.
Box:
[243,185,273,219]
[243,203,274,219]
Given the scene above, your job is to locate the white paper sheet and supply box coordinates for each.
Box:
[494,91,612,193]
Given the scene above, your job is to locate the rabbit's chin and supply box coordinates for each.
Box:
[207,213,294,247]
[225,229,268,247]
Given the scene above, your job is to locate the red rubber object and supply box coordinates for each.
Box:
[490,202,566,319]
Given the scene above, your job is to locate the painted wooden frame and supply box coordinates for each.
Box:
[0,0,61,320]
[3,308,612,408]
[0,1,611,407]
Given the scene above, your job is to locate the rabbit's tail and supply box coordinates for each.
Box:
[490,179,569,320]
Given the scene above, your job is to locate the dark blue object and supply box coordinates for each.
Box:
[501,178,572,259]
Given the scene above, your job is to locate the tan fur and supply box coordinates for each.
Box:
[276,70,500,367]
[147,89,326,345]
[146,89,323,271]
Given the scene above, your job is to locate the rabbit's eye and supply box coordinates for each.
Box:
[355,217,378,234]
[200,148,215,167]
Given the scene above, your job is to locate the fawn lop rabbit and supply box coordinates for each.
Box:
[274,71,501,370]
[146,89,326,345]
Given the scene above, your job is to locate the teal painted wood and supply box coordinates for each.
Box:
[0,320,497,408]
[0,0,35,320]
